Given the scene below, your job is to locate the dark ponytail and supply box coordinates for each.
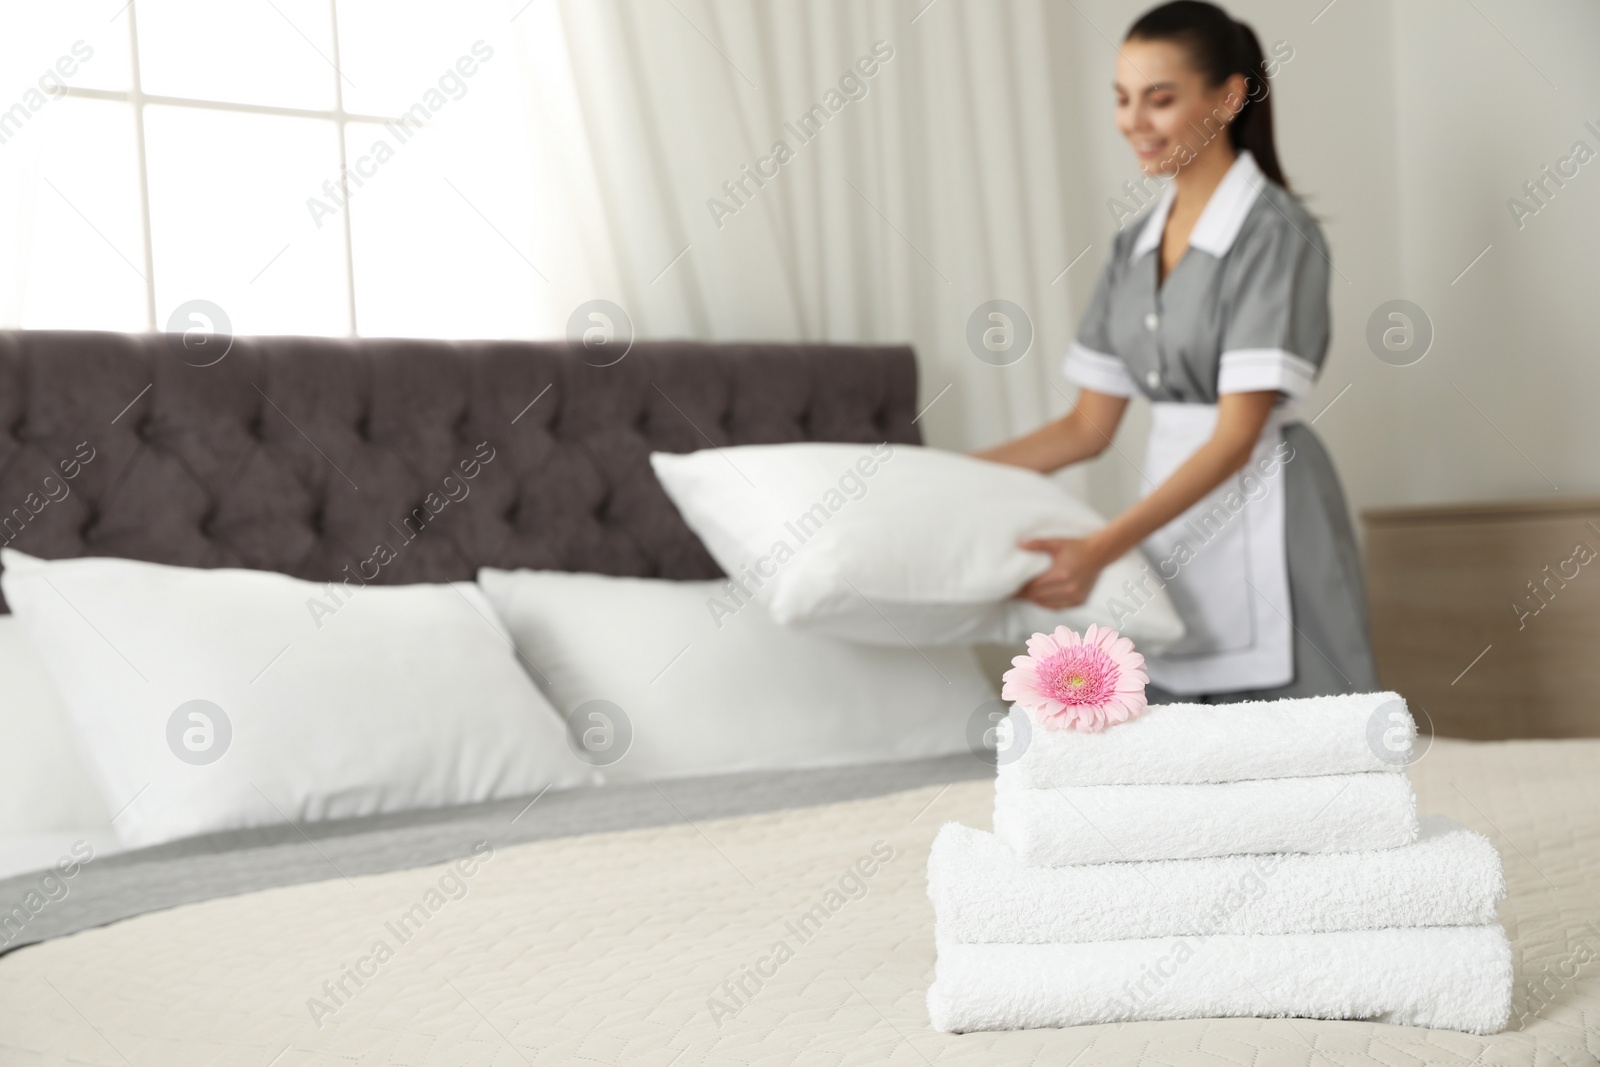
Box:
[1126,1,1290,191]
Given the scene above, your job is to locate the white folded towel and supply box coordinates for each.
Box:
[930,815,1503,943]
[998,691,1414,788]
[993,771,1417,865]
[927,924,1512,1035]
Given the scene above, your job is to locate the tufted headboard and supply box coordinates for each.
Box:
[0,331,922,611]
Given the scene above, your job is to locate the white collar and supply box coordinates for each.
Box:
[1129,150,1265,261]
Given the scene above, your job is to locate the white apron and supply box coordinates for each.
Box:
[1138,402,1298,694]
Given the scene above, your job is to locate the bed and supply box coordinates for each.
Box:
[1,331,1596,1065]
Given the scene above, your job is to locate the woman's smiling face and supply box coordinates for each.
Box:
[1114,37,1245,176]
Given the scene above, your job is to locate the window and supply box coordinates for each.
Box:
[0,0,543,339]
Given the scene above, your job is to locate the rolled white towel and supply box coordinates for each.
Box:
[993,771,1417,865]
[930,815,1503,943]
[997,691,1415,788]
[927,924,1513,1035]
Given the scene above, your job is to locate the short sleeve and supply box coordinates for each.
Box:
[1062,259,1137,397]
[1216,216,1330,399]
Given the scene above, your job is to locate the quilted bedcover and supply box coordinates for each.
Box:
[2,736,1597,1066]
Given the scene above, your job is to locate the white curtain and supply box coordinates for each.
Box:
[513,0,1098,463]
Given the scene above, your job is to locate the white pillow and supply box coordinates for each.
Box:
[0,550,590,849]
[0,616,114,839]
[476,568,998,782]
[649,443,1184,648]
[0,832,117,882]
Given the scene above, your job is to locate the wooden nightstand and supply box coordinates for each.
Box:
[1362,496,1600,740]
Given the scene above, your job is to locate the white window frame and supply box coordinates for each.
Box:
[58,0,404,335]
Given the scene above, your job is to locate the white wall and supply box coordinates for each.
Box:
[1039,0,1596,525]
[1387,0,1600,504]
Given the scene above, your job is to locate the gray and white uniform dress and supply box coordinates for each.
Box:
[1066,150,1377,702]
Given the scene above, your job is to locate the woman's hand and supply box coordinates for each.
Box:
[971,390,1129,473]
[1016,537,1111,609]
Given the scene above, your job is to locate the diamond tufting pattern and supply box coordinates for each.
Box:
[0,332,921,609]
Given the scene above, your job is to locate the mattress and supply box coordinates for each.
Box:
[2,737,1597,1066]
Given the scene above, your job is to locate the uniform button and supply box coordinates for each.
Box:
[1144,312,1159,331]
[1145,370,1161,389]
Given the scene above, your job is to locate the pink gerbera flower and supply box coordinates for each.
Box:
[1001,625,1149,732]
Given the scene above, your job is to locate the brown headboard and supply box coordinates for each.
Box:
[0,331,921,610]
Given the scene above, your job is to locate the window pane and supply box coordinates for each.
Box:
[144,105,349,336]
[0,98,146,330]
[335,0,506,117]
[344,27,544,340]
[345,91,543,339]
[0,1,133,96]
[136,0,335,111]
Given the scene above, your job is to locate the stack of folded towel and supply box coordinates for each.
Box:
[927,692,1513,1035]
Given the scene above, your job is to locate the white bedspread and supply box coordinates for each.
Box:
[2,737,1597,1065]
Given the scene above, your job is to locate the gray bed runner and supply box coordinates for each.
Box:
[0,753,991,956]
